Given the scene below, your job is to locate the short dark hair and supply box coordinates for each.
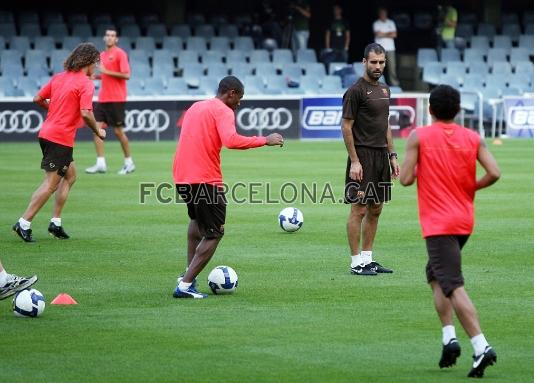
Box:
[429,85,461,120]
[64,43,100,72]
[104,26,118,35]
[364,43,386,59]
[217,76,244,95]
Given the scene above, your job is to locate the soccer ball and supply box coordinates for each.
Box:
[278,207,304,232]
[207,266,238,294]
[13,289,45,317]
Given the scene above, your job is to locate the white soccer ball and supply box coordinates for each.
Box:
[207,266,238,294]
[278,207,304,232]
[13,289,45,317]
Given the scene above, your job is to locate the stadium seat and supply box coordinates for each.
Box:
[34,37,55,53]
[152,62,175,80]
[1,63,24,78]
[153,49,175,66]
[135,37,156,53]
[281,64,302,80]
[128,79,144,96]
[170,24,191,39]
[201,50,224,64]
[117,14,136,25]
[493,35,512,50]
[121,24,141,38]
[139,13,160,29]
[119,37,132,51]
[455,24,474,40]
[25,50,49,69]
[146,24,167,45]
[143,77,166,95]
[0,22,17,40]
[163,77,187,95]
[518,35,534,49]
[525,24,534,35]
[47,23,69,44]
[20,23,42,40]
[195,25,215,39]
[422,61,443,84]
[510,48,530,62]
[230,62,253,78]
[491,62,512,75]
[254,62,277,76]
[439,73,462,88]
[233,37,254,51]
[210,37,230,52]
[129,50,151,65]
[51,49,70,73]
[243,75,264,95]
[417,48,438,68]
[163,36,183,52]
[263,75,286,95]
[250,49,271,64]
[440,48,461,63]
[218,24,239,39]
[502,13,519,24]
[19,11,39,24]
[508,74,531,92]
[200,76,220,95]
[205,64,228,78]
[130,63,151,78]
[0,36,5,50]
[390,86,403,93]
[186,36,207,51]
[466,61,489,75]
[178,50,200,68]
[322,75,343,92]
[226,50,248,64]
[300,75,321,94]
[182,64,204,88]
[515,61,534,74]
[187,13,206,26]
[9,36,30,53]
[470,36,490,52]
[463,48,486,63]
[487,48,508,63]
[71,24,92,39]
[328,62,350,75]
[1,50,22,67]
[26,64,50,80]
[501,24,521,43]
[463,73,485,89]
[296,49,317,63]
[446,61,467,82]
[87,36,105,51]
[62,36,82,51]
[92,13,112,25]
[68,13,89,25]
[272,49,294,65]
[303,62,326,77]
[477,23,496,38]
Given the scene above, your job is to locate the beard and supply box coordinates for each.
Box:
[366,67,383,80]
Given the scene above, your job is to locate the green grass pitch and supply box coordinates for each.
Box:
[1,139,533,382]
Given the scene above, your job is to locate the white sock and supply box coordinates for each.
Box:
[96,157,106,167]
[124,157,133,166]
[18,217,31,230]
[471,333,489,356]
[442,325,457,345]
[361,250,373,265]
[51,217,62,227]
[178,281,192,291]
[0,269,7,286]
[351,254,364,268]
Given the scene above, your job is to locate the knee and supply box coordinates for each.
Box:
[349,206,366,221]
[66,174,77,186]
[366,204,383,218]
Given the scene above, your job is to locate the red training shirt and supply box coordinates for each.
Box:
[416,122,481,238]
[173,98,267,185]
[98,46,129,102]
[38,71,95,148]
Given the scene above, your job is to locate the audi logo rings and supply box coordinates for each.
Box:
[0,110,44,134]
[124,109,170,133]
[237,107,293,132]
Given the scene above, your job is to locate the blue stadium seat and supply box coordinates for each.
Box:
[0,36,5,49]
[422,61,443,84]
[187,13,206,26]
[130,63,151,78]
[43,11,63,24]
[163,77,187,95]
[117,14,136,25]
[515,61,534,74]
[162,36,183,52]
[87,37,105,51]
[119,37,132,51]
[0,76,16,96]
[194,25,215,39]
[446,62,466,83]
[62,36,82,51]
[477,23,496,38]
[502,13,519,24]
[202,50,224,64]
[186,36,207,51]
[510,48,530,62]
[303,62,326,77]
[226,50,248,64]
[1,63,24,78]
[152,62,175,80]
[501,24,521,43]
[439,73,462,88]
[272,49,293,65]
[205,64,228,78]
[296,49,317,63]
[71,24,92,39]
[518,35,534,49]
[243,75,264,95]
[146,24,167,45]
[254,62,277,76]
[455,24,474,40]
[230,62,253,78]
[218,24,239,39]
[462,73,485,90]
[417,48,438,68]
[170,24,191,39]
[281,64,302,80]
[1,50,22,69]
[210,37,230,52]
[508,74,531,92]
[143,77,166,95]
[467,61,489,75]
[322,75,343,92]
[153,50,175,66]
[135,37,156,53]
[487,48,508,63]
[328,62,350,75]
[390,86,403,93]
[491,62,512,75]
[19,11,39,24]
[92,13,112,25]
[25,50,49,69]
[20,23,42,40]
[526,24,534,35]
[129,50,151,65]
[68,13,88,25]
[493,35,512,50]
[440,48,461,63]
[250,50,270,64]
[9,36,30,53]
[470,36,490,52]
[34,37,55,53]
[121,24,141,38]
[178,50,200,68]
[128,79,144,96]
[300,76,321,94]
[51,49,69,73]
[26,65,50,80]
[47,23,68,43]
[200,76,220,95]
[485,74,507,88]
[463,48,486,63]
[263,74,286,95]
[233,37,254,51]
[139,13,160,29]
[0,23,17,39]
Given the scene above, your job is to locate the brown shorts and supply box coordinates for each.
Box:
[425,235,470,297]
[176,184,227,239]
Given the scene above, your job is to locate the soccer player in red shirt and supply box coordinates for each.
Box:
[86,27,135,175]
[13,43,106,243]
[400,85,500,378]
[172,76,284,298]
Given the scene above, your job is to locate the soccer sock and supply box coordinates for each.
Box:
[124,157,133,166]
[96,157,106,167]
[471,333,490,356]
[178,281,192,291]
[442,325,457,344]
[0,269,7,286]
[351,254,363,267]
[361,250,373,265]
[51,217,62,227]
[18,217,31,230]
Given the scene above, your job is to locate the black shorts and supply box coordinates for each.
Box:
[345,146,391,204]
[39,138,73,177]
[176,184,227,239]
[94,102,126,128]
[425,235,470,297]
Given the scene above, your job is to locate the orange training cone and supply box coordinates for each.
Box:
[51,293,78,305]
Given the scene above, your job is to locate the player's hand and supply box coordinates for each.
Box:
[390,158,400,179]
[349,161,363,182]
[266,133,284,147]
[96,128,106,140]
[96,64,107,75]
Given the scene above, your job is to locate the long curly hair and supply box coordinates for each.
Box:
[64,43,100,72]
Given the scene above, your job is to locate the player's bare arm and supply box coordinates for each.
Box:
[98,64,130,80]
[476,140,501,190]
[342,118,362,181]
[387,124,400,178]
[33,94,49,110]
[399,129,419,186]
[81,109,106,140]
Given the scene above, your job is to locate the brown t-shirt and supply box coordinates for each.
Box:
[342,77,390,148]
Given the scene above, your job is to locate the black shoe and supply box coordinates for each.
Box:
[468,346,497,378]
[369,261,393,273]
[48,222,70,239]
[350,263,377,276]
[439,338,461,368]
[12,222,35,243]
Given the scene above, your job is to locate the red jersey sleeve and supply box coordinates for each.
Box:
[119,50,130,74]
[38,77,53,99]
[215,108,267,149]
[79,80,95,110]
